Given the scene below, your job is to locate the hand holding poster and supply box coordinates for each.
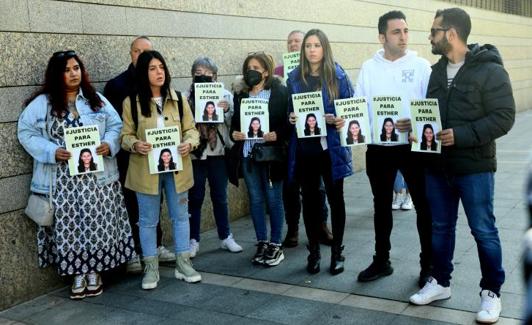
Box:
[145,126,183,174]
[65,125,104,176]
[240,98,270,139]
[282,52,300,80]
[194,82,224,123]
[292,91,327,138]
[372,96,407,144]
[335,97,371,146]
[410,99,442,154]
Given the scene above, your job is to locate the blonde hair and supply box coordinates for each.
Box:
[299,29,338,101]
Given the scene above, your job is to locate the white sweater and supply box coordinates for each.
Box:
[355,49,431,145]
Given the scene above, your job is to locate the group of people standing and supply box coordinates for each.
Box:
[17,6,515,324]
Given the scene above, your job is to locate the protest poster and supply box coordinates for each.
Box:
[194,82,224,123]
[282,52,300,80]
[240,98,270,139]
[335,97,371,146]
[371,96,407,144]
[410,99,442,153]
[145,126,182,174]
[65,125,104,176]
[292,91,327,138]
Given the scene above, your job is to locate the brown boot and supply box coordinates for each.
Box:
[319,222,333,246]
[283,225,298,248]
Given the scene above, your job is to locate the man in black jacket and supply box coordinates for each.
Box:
[104,36,175,272]
[409,8,515,324]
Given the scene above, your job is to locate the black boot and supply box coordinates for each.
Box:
[357,255,393,282]
[306,244,321,274]
[283,225,299,248]
[330,245,345,275]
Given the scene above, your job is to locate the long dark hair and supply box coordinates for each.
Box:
[77,148,97,173]
[421,123,437,149]
[202,101,219,121]
[380,117,398,141]
[157,148,176,171]
[299,29,338,101]
[25,51,102,116]
[347,120,364,142]
[247,117,264,138]
[304,113,321,135]
[135,51,171,118]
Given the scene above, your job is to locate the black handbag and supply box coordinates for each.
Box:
[249,143,286,162]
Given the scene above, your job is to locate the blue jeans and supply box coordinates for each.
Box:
[426,171,505,294]
[189,157,230,241]
[136,172,189,257]
[242,158,284,244]
[393,170,408,193]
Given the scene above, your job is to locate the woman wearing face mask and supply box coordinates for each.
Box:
[121,50,201,290]
[229,52,289,267]
[287,29,354,275]
[187,57,242,258]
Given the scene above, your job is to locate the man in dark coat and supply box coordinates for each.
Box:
[409,8,515,324]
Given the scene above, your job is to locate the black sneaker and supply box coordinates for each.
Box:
[263,243,285,267]
[252,241,269,265]
[357,256,393,282]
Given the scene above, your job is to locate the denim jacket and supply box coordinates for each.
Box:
[17,91,122,194]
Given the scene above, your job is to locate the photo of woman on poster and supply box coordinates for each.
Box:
[303,113,321,136]
[345,120,365,144]
[379,117,398,142]
[247,117,264,138]
[420,123,438,151]
[202,101,219,122]
[157,148,177,172]
[77,148,98,173]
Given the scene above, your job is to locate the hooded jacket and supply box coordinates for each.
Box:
[427,44,515,175]
[355,49,432,145]
[286,63,354,182]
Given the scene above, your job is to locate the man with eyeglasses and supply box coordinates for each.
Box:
[104,36,176,272]
[355,10,433,289]
[409,8,515,324]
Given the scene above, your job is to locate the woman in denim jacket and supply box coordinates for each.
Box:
[17,51,135,300]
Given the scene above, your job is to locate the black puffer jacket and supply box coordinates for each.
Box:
[427,44,515,175]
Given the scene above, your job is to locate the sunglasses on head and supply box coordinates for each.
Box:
[52,50,76,59]
[430,27,450,37]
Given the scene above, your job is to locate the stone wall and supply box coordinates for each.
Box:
[1,0,532,310]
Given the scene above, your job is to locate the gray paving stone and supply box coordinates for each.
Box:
[246,295,327,324]
[309,304,396,325]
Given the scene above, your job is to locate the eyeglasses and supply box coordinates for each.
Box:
[52,50,76,58]
[430,28,450,37]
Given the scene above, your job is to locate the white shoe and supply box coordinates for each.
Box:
[220,234,243,253]
[126,255,142,273]
[158,246,175,262]
[409,277,451,305]
[189,239,199,258]
[392,192,404,210]
[476,290,501,324]
[401,193,413,210]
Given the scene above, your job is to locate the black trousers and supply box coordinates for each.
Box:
[117,151,162,254]
[365,145,431,268]
[297,150,345,247]
[283,178,328,228]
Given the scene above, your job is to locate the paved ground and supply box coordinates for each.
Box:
[1,111,531,325]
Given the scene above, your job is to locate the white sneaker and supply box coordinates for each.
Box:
[409,277,451,305]
[126,255,142,273]
[158,246,175,262]
[189,239,199,258]
[220,234,243,253]
[476,290,501,324]
[392,192,404,210]
[401,193,413,210]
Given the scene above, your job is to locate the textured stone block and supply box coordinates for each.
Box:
[80,4,128,35]
[0,123,33,178]
[0,174,31,214]
[0,0,30,31]
[0,86,37,123]
[28,0,83,34]
[0,210,63,310]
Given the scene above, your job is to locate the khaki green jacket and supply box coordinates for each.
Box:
[121,89,199,195]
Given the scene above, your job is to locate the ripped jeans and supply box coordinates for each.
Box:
[137,172,189,258]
